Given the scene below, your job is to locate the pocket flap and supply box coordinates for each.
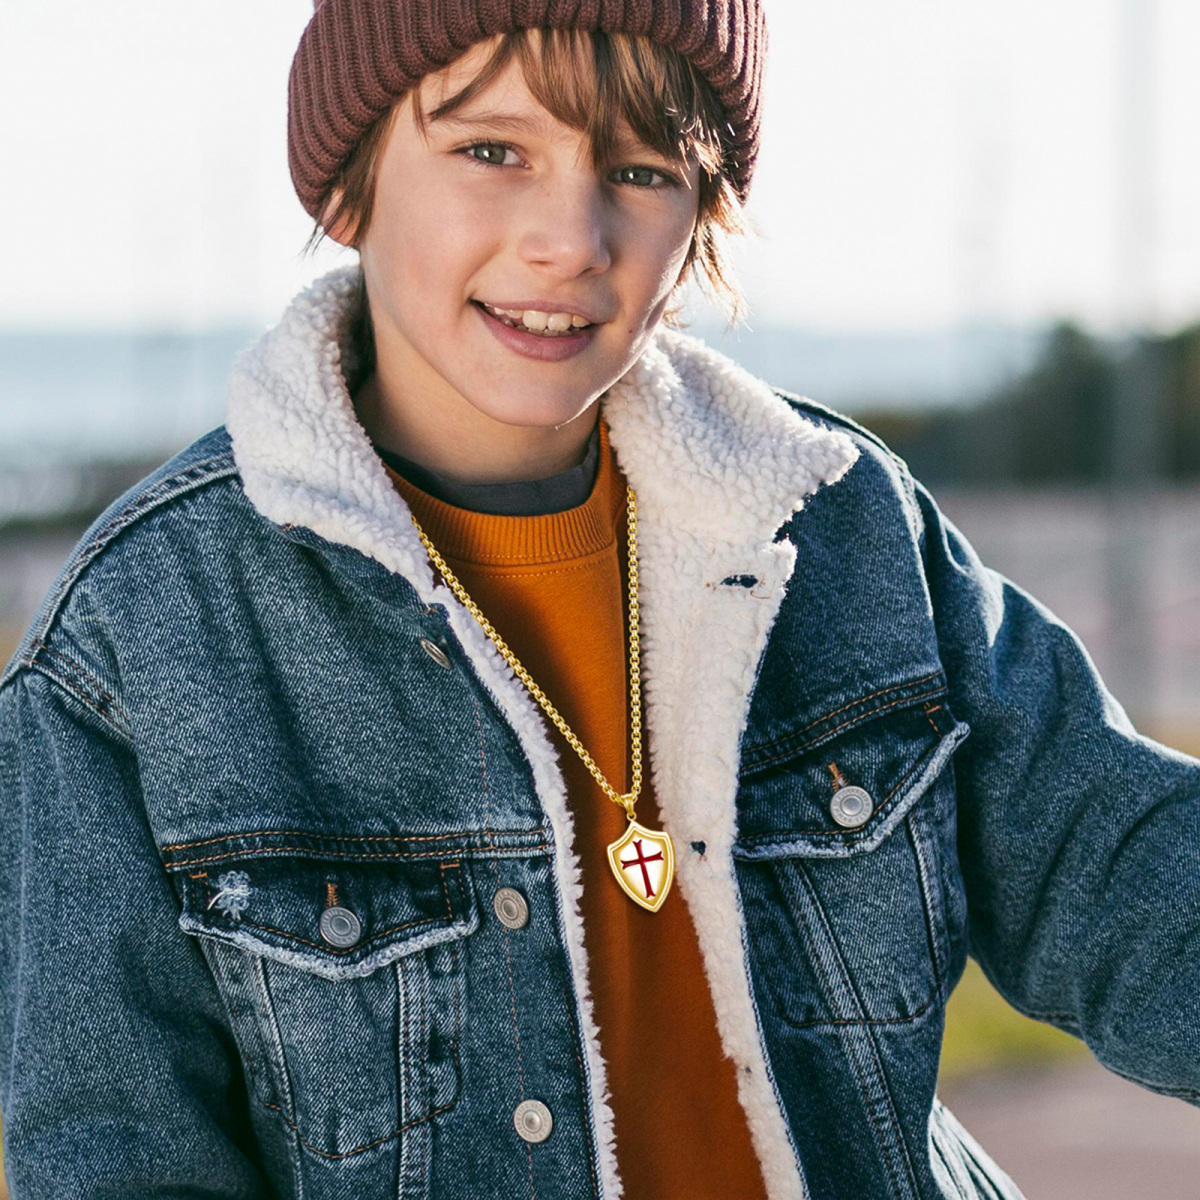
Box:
[733,693,971,861]
[169,839,479,980]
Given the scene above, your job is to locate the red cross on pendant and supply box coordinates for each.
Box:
[606,818,675,912]
[620,838,664,897]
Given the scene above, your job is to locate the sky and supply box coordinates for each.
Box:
[1,0,1197,335]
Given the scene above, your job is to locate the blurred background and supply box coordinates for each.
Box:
[1,1,1197,1196]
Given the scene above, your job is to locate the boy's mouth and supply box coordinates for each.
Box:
[470,299,594,339]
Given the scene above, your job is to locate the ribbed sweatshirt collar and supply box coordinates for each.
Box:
[377,414,627,566]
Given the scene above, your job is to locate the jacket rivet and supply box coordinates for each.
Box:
[318,905,362,948]
[419,637,453,669]
[829,785,874,829]
[493,886,530,929]
[513,1098,553,1143]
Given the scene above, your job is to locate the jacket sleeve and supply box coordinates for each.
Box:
[0,669,269,1198]
[912,476,1200,1107]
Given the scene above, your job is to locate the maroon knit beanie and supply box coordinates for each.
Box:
[287,0,768,222]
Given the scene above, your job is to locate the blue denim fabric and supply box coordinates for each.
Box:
[1,394,1196,1200]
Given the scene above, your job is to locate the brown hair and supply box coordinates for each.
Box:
[301,26,759,371]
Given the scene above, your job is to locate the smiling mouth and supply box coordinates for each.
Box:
[470,300,594,338]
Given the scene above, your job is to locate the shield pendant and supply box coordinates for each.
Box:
[606,819,675,912]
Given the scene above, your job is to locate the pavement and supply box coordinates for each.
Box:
[938,1057,1200,1200]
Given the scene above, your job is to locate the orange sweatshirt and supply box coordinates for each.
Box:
[381,415,768,1200]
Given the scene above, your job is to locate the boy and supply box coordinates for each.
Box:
[1,4,1195,1199]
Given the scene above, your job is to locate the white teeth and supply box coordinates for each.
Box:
[481,301,593,334]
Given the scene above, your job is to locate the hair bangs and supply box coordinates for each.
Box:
[410,28,727,185]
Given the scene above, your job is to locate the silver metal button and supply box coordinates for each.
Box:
[513,1098,553,1143]
[493,886,530,929]
[319,905,362,948]
[830,784,874,828]
[420,637,452,669]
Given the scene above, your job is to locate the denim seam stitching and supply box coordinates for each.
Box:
[968,948,1083,1031]
[199,941,272,1110]
[446,937,466,1110]
[906,806,947,1004]
[15,657,133,744]
[397,956,413,1165]
[774,991,939,1032]
[164,843,548,869]
[27,637,132,727]
[770,856,941,1030]
[436,851,472,1112]
[0,456,237,688]
[769,669,945,740]
[161,827,543,852]
[871,1027,923,1200]
[1096,1061,1200,1101]
[398,939,427,1148]
[806,854,924,1199]
[261,1096,456,1161]
[249,953,302,1176]
[791,860,911,1199]
[192,869,466,954]
[737,723,943,850]
[742,677,947,769]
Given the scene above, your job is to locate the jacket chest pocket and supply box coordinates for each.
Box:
[168,840,479,1174]
[734,688,971,1028]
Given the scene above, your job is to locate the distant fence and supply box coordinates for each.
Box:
[931,483,1199,750]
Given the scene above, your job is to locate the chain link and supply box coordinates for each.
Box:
[410,485,643,824]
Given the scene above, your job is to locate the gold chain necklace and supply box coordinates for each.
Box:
[409,483,675,912]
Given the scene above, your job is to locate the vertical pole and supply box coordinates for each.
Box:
[1105,0,1161,728]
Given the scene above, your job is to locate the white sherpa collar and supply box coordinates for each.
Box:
[226,261,859,1200]
[226,262,857,571]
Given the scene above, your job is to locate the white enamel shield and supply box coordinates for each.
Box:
[606,819,675,912]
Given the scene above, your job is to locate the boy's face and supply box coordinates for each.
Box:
[336,34,702,437]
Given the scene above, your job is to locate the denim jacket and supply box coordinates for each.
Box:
[2,264,1197,1200]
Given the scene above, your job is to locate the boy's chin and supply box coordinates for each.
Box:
[461,393,601,432]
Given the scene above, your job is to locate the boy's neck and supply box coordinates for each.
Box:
[351,367,600,486]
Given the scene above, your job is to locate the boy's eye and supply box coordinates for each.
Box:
[456,141,679,189]
[464,141,516,168]
[614,165,669,188]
